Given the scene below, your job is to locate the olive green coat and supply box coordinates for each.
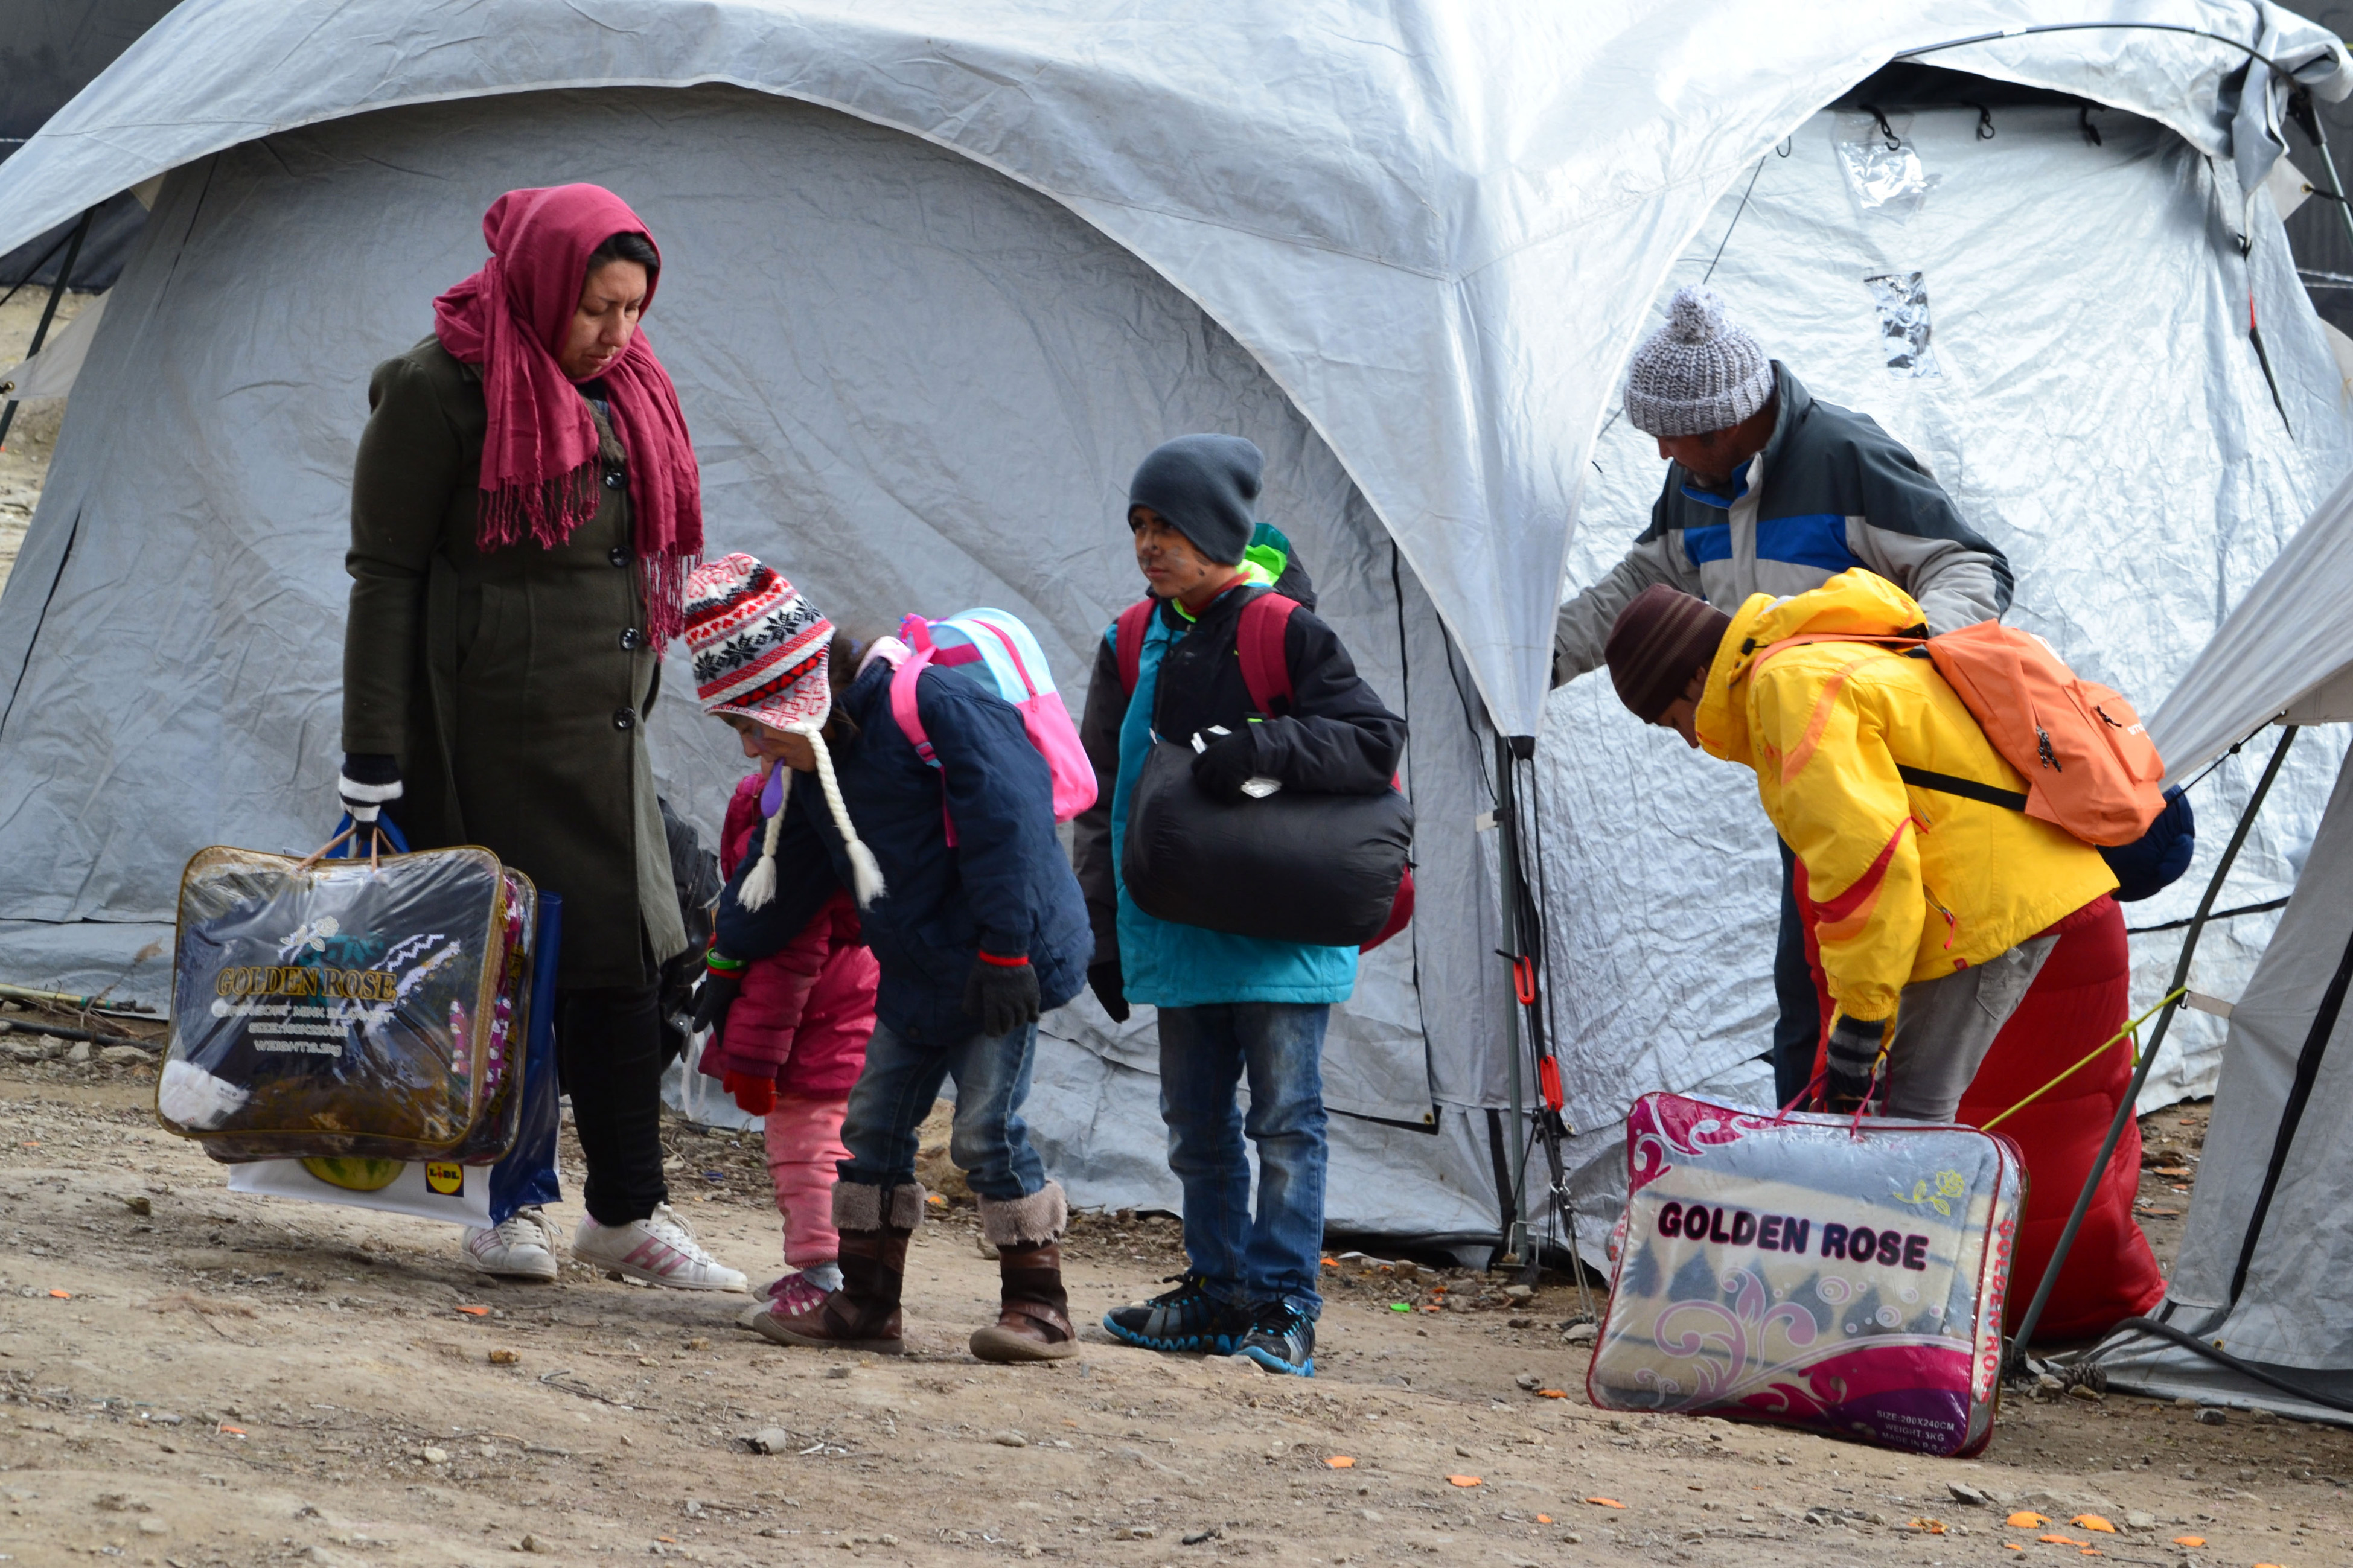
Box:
[341,337,688,989]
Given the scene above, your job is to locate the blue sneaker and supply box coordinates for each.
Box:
[1234,1300,1315,1377]
[1103,1274,1250,1354]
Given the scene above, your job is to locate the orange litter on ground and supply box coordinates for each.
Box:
[2080,1550,2102,1558]
[2072,1515,2116,1534]
[1537,1389,1566,1398]
[1325,1456,1355,1468]
[1584,1497,1626,1509]
[455,1305,490,1316]
[2039,1535,2084,1546]
[1446,1476,1482,1488]
[216,1424,246,1436]
[2172,1539,2206,1549]
[46,1289,69,1299]
[2003,1546,2024,1554]
[2008,1512,2050,1528]
[1908,1518,1947,1534]
[1536,1515,1554,1525]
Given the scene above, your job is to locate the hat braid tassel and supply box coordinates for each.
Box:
[809,733,886,908]
[735,769,788,913]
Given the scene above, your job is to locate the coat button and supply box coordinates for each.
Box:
[611,709,636,731]
[619,628,643,651]
[602,468,625,491]
[608,546,631,567]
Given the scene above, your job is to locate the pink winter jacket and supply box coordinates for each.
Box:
[697,771,879,1099]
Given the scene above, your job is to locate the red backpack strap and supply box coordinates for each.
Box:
[1237,592,1299,716]
[1115,599,1155,696]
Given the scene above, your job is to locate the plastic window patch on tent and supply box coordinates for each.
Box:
[1834,110,1943,223]
[1863,272,1944,380]
[1586,1092,2022,1457]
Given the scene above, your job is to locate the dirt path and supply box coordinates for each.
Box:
[2,1043,2351,1568]
[0,287,90,596]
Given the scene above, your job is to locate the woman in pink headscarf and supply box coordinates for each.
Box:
[339,184,740,1292]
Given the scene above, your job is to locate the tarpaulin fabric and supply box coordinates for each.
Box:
[1542,100,2353,1145]
[1,4,2350,1248]
[0,0,2343,738]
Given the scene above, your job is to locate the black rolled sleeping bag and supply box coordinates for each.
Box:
[1122,739,1412,947]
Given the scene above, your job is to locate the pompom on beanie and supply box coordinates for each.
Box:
[1621,285,1775,438]
[683,553,884,910]
[1604,584,1733,723]
[1128,434,1262,566]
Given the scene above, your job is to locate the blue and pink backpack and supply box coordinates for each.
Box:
[888,610,1097,840]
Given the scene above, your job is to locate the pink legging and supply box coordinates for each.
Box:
[764,1092,850,1268]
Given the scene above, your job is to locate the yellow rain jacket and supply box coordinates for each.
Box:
[1694,570,2116,1023]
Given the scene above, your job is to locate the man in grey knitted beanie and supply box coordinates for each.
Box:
[1550,283,2016,1111]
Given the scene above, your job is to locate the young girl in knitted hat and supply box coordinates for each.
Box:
[688,552,1095,1363]
[682,554,884,1324]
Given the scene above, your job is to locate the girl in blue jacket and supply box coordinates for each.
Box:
[685,555,1092,1363]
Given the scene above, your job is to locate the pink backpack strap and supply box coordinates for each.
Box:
[889,633,939,768]
[886,627,959,849]
[971,617,1041,696]
[1237,592,1299,715]
[1115,599,1155,696]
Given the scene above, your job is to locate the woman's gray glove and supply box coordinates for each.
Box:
[1823,1014,1888,1112]
[339,753,403,824]
[964,954,1041,1038]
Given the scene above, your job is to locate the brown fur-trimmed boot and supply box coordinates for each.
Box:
[755,1180,924,1355]
[970,1182,1078,1363]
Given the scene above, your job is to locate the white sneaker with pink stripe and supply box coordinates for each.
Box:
[572,1203,747,1292]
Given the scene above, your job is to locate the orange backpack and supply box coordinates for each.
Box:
[1751,620,2166,847]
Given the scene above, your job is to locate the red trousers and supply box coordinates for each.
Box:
[1807,894,2165,1340]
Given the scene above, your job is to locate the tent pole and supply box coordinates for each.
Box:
[0,205,95,453]
[1495,730,1531,1263]
[2287,89,2353,264]
[2002,724,2297,1368]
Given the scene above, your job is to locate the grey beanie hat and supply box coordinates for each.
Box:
[1621,286,1775,438]
[1128,433,1262,566]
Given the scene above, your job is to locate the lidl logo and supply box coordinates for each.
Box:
[424,1162,464,1196]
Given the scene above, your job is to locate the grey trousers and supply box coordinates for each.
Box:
[1875,932,2061,1121]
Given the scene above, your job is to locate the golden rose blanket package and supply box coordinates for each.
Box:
[159,835,538,1165]
[1586,1092,2024,1457]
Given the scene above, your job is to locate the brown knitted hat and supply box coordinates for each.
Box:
[1606,585,1732,722]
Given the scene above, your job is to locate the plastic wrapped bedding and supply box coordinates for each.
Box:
[1589,1092,2022,1456]
[162,843,535,1163]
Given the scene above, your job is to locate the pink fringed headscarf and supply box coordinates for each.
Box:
[433,184,703,642]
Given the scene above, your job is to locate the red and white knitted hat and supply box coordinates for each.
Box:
[683,553,835,734]
[681,553,884,910]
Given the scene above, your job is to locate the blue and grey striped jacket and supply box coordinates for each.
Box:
[1553,363,2012,685]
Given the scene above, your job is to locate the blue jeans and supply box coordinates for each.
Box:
[1157,1002,1330,1318]
[837,1020,1046,1202]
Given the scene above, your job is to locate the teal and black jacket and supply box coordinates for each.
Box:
[1072,529,1405,1009]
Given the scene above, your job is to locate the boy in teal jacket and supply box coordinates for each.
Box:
[1073,435,1405,1375]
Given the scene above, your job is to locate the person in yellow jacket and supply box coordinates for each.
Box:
[1601,571,2116,1117]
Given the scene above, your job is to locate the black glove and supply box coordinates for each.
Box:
[1823,1014,1888,1113]
[1088,958,1131,1025]
[964,954,1042,1038]
[339,753,403,824]
[1190,727,1260,804]
[692,964,743,1046]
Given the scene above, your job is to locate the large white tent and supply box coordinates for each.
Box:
[2083,473,2353,1419]
[1,0,2349,1254]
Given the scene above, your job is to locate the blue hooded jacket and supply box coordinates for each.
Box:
[717,652,1091,1044]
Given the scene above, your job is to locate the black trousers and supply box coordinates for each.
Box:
[1769,838,1824,1109]
[556,984,669,1226]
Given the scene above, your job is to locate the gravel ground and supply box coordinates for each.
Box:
[2,1011,2350,1568]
